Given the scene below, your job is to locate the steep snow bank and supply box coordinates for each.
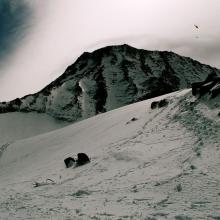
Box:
[0,89,219,220]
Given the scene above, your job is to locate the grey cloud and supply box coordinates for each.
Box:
[0,0,31,62]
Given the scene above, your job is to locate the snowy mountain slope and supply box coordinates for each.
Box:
[0,112,70,145]
[1,44,219,122]
[0,89,219,220]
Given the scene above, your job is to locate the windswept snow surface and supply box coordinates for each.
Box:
[0,89,219,220]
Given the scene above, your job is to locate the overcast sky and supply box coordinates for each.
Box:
[0,0,220,101]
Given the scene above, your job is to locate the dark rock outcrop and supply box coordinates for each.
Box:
[191,72,220,98]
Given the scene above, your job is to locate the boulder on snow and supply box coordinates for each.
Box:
[151,99,169,109]
[158,99,169,108]
[76,153,90,166]
[150,101,158,109]
[64,157,75,168]
[130,117,138,122]
[126,117,138,124]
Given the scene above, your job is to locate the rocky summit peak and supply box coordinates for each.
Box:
[1,44,219,122]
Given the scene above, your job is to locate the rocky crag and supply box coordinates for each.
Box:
[1,44,219,121]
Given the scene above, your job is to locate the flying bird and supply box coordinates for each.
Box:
[194,24,199,29]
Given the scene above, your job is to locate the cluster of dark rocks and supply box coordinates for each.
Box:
[151,99,169,109]
[64,153,90,168]
[191,72,220,98]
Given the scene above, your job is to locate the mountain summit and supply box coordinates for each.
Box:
[1,44,219,121]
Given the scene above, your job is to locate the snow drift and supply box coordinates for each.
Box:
[0,88,219,219]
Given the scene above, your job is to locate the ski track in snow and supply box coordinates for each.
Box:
[0,89,220,219]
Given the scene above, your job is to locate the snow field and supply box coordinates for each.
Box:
[0,89,219,220]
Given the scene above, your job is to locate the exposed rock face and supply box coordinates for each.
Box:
[1,44,220,121]
[192,72,220,98]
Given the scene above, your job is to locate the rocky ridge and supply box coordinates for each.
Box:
[0,44,219,121]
